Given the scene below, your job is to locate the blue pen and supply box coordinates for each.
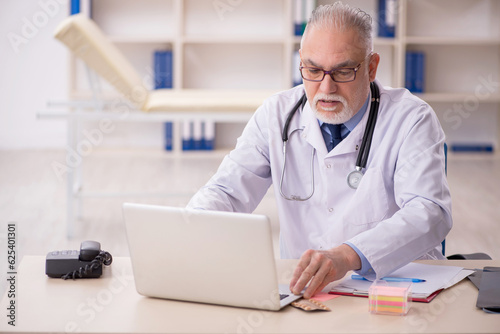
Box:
[351,274,426,283]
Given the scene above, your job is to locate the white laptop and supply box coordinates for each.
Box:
[122,203,302,311]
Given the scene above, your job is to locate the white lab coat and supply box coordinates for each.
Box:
[187,80,452,278]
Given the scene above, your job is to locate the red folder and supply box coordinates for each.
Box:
[329,288,443,303]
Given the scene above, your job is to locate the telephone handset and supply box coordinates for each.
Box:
[45,240,113,279]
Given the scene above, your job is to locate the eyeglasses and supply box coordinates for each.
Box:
[299,55,371,83]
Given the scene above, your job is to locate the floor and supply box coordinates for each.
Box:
[0,148,499,295]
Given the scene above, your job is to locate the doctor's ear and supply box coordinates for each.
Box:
[368,53,380,82]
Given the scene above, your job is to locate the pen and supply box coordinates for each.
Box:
[351,274,426,283]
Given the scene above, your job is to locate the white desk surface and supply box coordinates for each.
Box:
[1,256,499,333]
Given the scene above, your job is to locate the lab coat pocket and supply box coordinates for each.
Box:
[342,168,389,226]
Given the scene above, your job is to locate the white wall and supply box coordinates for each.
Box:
[0,0,70,149]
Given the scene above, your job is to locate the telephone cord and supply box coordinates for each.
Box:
[61,250,113,280]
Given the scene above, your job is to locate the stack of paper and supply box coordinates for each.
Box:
[330,263,474,303]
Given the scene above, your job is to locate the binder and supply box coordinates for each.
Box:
[405,51,425,93]
[182,121,193,151]
[203,120,215,150]
[304,0,316,32]
[292,50,302,87]
[293,0,316,36]
[450,144,494,153]
[154,50,174,150]
[180,118,215,151]
[404,51,415,92]
[154,50,173,90]
[70,0,92,18]
[193,120,203,151]
[181,119,215,151]
[293,0,304,36]
[377,0,397,38]
[413,51,425,93]
[80,0,93,18]
[70,0,80,15]
[164,122,173,151]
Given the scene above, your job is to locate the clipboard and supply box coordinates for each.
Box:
[329,288,443,303]
[328,263,473,304]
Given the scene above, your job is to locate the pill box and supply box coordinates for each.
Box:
[368,280,412,315]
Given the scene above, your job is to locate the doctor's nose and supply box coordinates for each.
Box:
[318,73,338,94]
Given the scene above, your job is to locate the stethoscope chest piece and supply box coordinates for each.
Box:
[347,167,363,189]
[345,81,380,190]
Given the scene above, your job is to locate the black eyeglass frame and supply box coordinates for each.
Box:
[299,53,372,83]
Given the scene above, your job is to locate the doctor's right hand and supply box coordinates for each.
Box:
[289,244,361,299]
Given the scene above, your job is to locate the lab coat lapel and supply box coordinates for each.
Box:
[299,102,329,156]
[327,94,373,157]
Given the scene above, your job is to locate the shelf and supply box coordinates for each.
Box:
[183,0,286,38]
[373,37,399,46]
[38,109,254,123]
[182,36,288,44]
[107,36,177,44]
[291,36,399,47]
[182,43,285,90]
[405,36,500,46]
[405,0,500,42]
[416,92,500,104]
[92,0,177,38]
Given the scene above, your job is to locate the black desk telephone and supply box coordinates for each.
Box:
[45,240,112,279]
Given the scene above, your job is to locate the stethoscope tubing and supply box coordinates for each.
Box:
[282,94,307,142]
[356,82,380,170]
[280,81,380,199]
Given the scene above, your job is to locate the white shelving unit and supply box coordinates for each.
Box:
[59,0,499,236]
[401,0,500,149]
[68,0,500,150]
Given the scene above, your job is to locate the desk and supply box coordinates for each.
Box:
[1,256,498,333]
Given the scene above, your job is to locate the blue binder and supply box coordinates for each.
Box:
[405,51,425,93]
[182,121,194,151]
[70,0,80,15]
[154,50,174,150]
[203,121,215,150]
[405,51,415,92]
[378,0,396,38]
[294,0,304,36]
[413,52,425,93]
[154,50,173,90]
[292,50,302,87]
[164,122,173,151]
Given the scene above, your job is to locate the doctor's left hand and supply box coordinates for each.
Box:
[290,244,361,299]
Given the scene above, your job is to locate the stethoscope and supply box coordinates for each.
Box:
[279,81,380,201]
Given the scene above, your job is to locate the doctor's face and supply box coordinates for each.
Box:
[300,26,379,124]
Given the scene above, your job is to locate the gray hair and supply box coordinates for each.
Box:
[301,2,373,53]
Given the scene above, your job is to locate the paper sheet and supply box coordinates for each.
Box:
[331,263,474,298]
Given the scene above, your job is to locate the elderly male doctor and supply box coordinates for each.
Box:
[187,2,452,299]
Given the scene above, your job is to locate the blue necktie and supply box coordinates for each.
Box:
[325,123,342,151]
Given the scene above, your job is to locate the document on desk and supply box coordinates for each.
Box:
[329,263,474,302]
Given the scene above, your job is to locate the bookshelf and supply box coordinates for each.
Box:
[68,0,499,151]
